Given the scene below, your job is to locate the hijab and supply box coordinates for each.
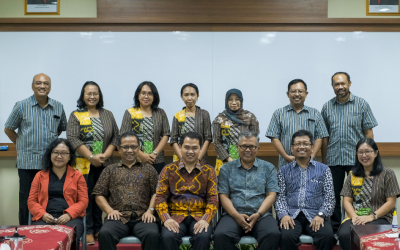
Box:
[222,88,249,125]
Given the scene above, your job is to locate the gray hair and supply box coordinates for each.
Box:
[238,131,260,145]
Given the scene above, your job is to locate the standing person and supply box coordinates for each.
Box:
[214,131,281,250]
[155,132,218,250]
[275,130,336,250]
[120,81,170,174]
[4,73,67,225]
[266,79,328,167]
[213,88,259,175]
[338,138,400,250]
[321,72,378,233]
[67,81,119,245]
[170,83,212,164]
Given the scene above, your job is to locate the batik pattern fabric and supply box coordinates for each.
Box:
[155,160,218,224]
[172,110,196,161]
[142,117,154,154]
[91,117,104,155]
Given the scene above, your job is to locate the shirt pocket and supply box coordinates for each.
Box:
[49,111,62,134]
[349,111,361,128]
[307,177,324,198]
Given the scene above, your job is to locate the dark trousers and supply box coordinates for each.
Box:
[98,217,160,250]
[153,162,165,175]
[161,216,212,250]
[338,218,389,250]
[280,212,335,250]
[86,165,104,235]
[33,217,84,250]
[329,165,353,233]
[18,168,40,225]
[214,214,280,250]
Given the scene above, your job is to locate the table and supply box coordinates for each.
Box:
[0,225,76,250]
[350,224,392,250]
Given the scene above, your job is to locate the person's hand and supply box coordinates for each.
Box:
[57,214,71,225]
[284,155,295,163]
[280,215,295,230]
[310,216,324,232]
[142,209,156,223]
[193,220,209,234]
[107,210,123,220]
[245,213,261,233]
[353,215,374,225]
[42,213,56,224]
[141,153,155,164]
[226,157,234,162]
[164,219,180,234]
[234,214,251,231]
[149,152,157,160]
[90,155,104,167]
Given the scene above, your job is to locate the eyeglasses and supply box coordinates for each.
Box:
[238,145,258,151]
[52,151,70,157]
[120,145,139,151]
[357,150,374,156]
[289,90,306,95]
[85,93,99,97]
[140,92,153,97]
[292,143,311,148]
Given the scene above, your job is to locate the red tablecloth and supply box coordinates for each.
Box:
[0,225,74,250]
[360,229,398,250]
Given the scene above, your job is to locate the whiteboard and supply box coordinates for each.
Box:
[0,32,398,142]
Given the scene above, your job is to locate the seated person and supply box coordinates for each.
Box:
[28,138,88,249]
[155,131,218,250]
[93,132,160,250]
[214,131,281,250]
[338,138,400,250]
[275,130,336,250]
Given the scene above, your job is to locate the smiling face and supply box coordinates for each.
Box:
[138,84,154,108]
[287,82,308,107]
[180,137,201,165]
[51,142,70,169]
[357,143,378,169]
[227,93,241,111]
[181,86,199,109]
[118,136,140,163]
[332,74,351,99]
[237,136,259,163]
[83,84,100,109]
[291,135,313,160]
[32,74,51,98]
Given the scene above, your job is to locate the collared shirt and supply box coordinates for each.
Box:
[321,93,378,166]
[155,160,218,224]
[4,95,67,170]
[275,158,335,223]
[266,104,329,167]
[218,157,279,218]
[92,161,158,224]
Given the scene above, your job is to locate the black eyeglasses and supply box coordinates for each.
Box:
[238,145,258,151]
[51,151,70,157]
[120,145,139,151]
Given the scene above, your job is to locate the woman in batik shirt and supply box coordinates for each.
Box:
[120,81,170,174]
[338,138,400,250]
[170,83,212,164]
[212,88,259,175]
[67,81,119,245]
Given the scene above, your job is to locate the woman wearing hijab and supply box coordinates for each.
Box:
[213,88,259,175]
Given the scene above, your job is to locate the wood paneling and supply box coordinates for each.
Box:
[1,142,399,158]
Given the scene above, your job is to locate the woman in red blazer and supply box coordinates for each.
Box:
[28,138,88,245]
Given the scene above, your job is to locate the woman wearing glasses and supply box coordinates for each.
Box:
[337,138,400,250]
[28,138,88,249]
[212,88,259,175]
[170,83,212,164]
[120,81,170,174]
[67,81,119,245]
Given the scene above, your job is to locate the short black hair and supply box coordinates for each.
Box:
[179,131,203,147]
[42,138,76,172]
[291,130,314,146]
[117,131,140,147]
[180,83,199,96]
[331,72,351,85]
[288,79,307,92]
[352,138,384,178]
[77,81,104,109]
[133,81,160,111]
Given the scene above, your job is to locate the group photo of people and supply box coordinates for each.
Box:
[3,71,400,250]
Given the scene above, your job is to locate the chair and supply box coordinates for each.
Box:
[28,213,87,250]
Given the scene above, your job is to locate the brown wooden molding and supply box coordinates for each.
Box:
[1,142,399,158]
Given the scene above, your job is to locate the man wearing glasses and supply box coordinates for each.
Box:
[266,79,328,168]
[275,130,335,250]
[214,131,281,250]
[92,132,160,250]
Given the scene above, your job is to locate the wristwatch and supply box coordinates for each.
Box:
[257,211,263,217]
[153,151,158,155]
[317,212,325,218]
[372,212,378,220]
[88,154,93,161]
[149,208,155,213]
